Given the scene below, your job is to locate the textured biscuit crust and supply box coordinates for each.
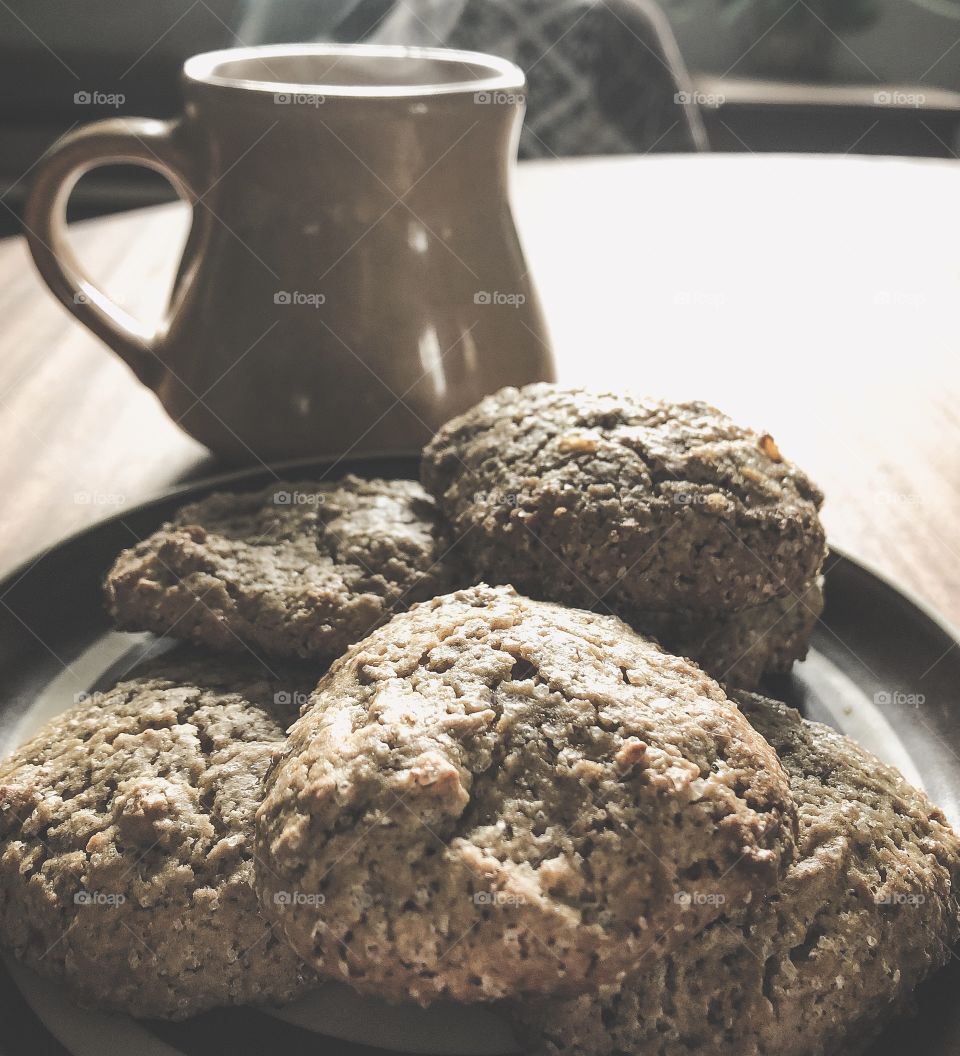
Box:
[421,384,825,613]
[255,585,796,1005]
[630,577,824,689]
[105,476,459,662]
[511,693,960,1056]
[0,656,316,1019]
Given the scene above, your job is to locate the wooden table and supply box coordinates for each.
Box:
[1,153,958,625]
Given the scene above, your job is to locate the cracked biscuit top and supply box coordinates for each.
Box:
[105,475,460,661]
[0,655,315,1019]
[421,384,825,613]
[255,584,797,1005]
[511,692,960,1056]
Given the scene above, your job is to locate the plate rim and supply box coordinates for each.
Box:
[2,452,958,662]
[0,450,421,593]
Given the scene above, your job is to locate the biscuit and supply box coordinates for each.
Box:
[421,385,825,613]
[0,655,315,1018]
[510,692,960,1056]
[255,585,797,1005]
[105,476,459,661]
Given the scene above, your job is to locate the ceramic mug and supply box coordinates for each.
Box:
[24,44,554,462]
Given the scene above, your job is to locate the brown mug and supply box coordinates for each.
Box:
[23,44,554,462]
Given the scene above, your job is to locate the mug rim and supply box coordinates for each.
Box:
[183,43,525,98]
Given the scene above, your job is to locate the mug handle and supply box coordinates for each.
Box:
[22,117,199,389]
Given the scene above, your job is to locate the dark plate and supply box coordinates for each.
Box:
[1,454,958,1056]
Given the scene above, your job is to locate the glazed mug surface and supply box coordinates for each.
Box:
[24,44,554,461]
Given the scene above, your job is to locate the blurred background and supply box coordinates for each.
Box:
[1,0,958,235]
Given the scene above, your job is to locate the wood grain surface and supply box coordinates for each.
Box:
[1,153,958,625]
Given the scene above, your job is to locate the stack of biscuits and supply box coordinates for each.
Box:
[0,384,957,1056]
